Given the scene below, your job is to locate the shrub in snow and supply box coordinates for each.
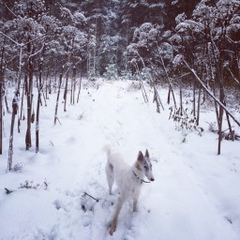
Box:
[19,180,48,190]
[12,162,24,172]
[169,106,204,135]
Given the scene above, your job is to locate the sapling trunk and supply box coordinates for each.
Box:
[36,59,43,153]
[54,67,63,125]
[71,66,76,105]
[77,69,82,104]
[19,78,25,121]
[159,53,177,109]
[0,42,5,155]
[0,77,2,155]
[153,85,164,113]
[7,94,19,171]
[25,41,34,150]
[64,71,69,112]
[179,83,183,116]
[25,77,33,150]
[196,87,202,126]
[192,82,196,117]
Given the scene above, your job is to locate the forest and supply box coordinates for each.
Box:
[1,1,240,239]
[0,0,240,167]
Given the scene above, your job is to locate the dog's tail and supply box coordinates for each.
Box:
[103,144,112,157]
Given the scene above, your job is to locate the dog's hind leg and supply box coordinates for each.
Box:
[110,197,123,235]
[106,162,114,195]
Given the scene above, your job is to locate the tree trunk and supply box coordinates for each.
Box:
[217,54,225,155]
[36,60,43,153]
[19,79,25,122]
[217,96,224,155]
[25,59,33,150]
[179,82,183,116]
[7,95,19,171]
[153,84,164,113]
[192,81,196,118]
[63,70,69,112]
[0,42,5,155]
[196,87,201,126]
[8,111,15,171]
[4,95,10,113]
[25,90,32,150]
[225,105,234,141]
[71,65,76,105]
[54,67,63,125]
[77,68,82,104]
[158,49,177,109]
[163,63,177,108]
[0,75,2,155]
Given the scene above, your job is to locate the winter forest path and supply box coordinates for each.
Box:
[0,80,240,240]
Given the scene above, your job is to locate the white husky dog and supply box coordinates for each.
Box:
[104,145,154,235]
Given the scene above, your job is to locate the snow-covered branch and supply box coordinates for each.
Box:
[183,59,240,128]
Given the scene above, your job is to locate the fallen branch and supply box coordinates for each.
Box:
[84,192,99,202]
[5,188,13,194]
[183,60,240,128]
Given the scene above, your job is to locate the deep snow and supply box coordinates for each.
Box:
[0,79,240,240]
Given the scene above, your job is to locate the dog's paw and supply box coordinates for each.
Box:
[108,221,117,235]
[109,226,116,235]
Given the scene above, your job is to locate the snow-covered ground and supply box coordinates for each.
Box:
[0,80,240,240]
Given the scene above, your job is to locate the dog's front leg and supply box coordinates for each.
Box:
[133,200,138,212]
[110,197,123,235]
[132,191,140,212]
[133,198,138,212]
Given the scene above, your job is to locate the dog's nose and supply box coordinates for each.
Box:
[150,178,155,181]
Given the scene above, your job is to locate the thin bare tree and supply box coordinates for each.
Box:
[54,66,64,125]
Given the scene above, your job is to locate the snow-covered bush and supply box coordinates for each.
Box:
[103,64,118,80]
[169,106,203,135]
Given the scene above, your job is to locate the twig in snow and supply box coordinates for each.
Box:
[225,216,233,224]
[84,192,99,202]
[5,188,13,194]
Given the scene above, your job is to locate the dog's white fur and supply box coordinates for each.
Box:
[104,145,154,235]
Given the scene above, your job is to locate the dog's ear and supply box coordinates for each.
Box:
[145,149,149,158]
[137,151,144,162]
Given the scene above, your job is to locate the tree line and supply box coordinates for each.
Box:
[0,0,240,169]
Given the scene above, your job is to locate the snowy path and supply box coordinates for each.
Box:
[0,80,240,240]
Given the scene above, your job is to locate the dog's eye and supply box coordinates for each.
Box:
[144,166,148,170]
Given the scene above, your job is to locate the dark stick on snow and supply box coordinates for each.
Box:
[84,192,99,202]
[5,188,13,194]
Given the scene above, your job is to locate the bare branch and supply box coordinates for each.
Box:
[29,43,45,58]
[226,66,240,86]
[183,59,240,128]
[3,2,19,19]
[0,31,19,46]
[84,192,99,202]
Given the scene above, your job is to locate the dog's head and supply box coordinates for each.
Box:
[137,150,155,181]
